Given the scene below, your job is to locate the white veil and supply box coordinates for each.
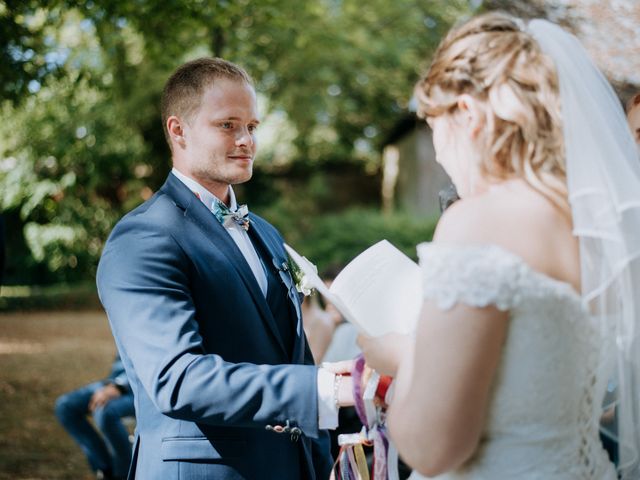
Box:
[528,19,640,478]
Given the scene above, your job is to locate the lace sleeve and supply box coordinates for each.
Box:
[417,243,528,311]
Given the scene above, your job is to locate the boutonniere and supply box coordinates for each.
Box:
[287,253,316,296]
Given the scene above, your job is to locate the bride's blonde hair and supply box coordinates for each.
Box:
[416,12,568,214]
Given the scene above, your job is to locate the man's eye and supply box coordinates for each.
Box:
[221,122,234,129]
[248,124,258,133]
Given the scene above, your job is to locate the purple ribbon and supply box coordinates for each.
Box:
[332,353,394,480]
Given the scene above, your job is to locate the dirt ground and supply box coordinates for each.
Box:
[0,310,117,479]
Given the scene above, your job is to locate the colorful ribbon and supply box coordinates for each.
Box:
[331,354,398,480]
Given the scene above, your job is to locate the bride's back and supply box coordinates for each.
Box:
[406,180,618,479]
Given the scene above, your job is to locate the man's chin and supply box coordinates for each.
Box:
[230,169,253,185]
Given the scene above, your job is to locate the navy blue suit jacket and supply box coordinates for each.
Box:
[97,173,332,479]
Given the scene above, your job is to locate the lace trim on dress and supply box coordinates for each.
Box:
[416,241,616,479]
[416,242,582,312]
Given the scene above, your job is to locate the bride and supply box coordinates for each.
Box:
[355,12,640,479]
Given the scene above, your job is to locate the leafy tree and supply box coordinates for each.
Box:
[0,74,149,281]
[0,0,65,104]
[64,0,474,164]
[0,0,477,284]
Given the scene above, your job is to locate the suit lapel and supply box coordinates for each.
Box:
[248,216,306,363]
[160,174,288,358]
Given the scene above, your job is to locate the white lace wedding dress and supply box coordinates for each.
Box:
[410,243,618,480]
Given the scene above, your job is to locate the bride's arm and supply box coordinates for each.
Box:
[387,302,507,476]
[385,200,509,476]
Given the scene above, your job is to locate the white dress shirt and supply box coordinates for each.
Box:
[171,168,267,296]
[170,169,339,429]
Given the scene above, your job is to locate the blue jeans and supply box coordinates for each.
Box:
[55,381,135,477]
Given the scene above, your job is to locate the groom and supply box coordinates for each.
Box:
[97,58,344,479]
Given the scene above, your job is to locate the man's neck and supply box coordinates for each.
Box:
[171,167,231,205]
[171,167,237,210]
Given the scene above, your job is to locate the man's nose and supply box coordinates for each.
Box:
[235,127,254,147]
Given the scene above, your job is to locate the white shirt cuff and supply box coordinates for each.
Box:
[317,368,339,430]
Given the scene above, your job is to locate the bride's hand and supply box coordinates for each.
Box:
[357,332,412,377]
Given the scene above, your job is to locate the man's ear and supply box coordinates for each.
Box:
[457,94,485,138]
[167,116,186,148]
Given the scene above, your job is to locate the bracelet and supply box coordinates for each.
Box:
[333,373,343,409]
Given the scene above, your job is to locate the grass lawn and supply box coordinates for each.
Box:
[0,310,118,480]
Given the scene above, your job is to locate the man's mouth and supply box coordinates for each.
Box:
[228,153,253,161]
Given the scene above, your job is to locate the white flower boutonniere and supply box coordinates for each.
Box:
[287,253,317,296]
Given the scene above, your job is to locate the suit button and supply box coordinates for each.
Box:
[290,427,302,442]
[266,424,286,433]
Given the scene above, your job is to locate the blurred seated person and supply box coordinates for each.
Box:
[55,354,134,480]
[302,295,357,364]
[599,91,640,466]
[300,266,359,364]
[627,93,640,149]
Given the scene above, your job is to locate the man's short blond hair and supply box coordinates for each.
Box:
[160,57,253,148]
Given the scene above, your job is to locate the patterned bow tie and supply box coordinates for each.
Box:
[212,199,250,231]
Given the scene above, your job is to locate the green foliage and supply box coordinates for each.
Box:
[0,0,477,284]
[65,0,474,166]
[0,73,150,281]
[278,207,438,275]
[0,0,63,103]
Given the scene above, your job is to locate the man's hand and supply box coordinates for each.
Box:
[88,383,122,412]
[322,360,356,408]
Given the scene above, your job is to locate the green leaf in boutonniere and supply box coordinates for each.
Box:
[287,253,316,296]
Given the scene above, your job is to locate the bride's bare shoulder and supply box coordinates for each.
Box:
[433,194,495,243]
[433,181,574,264]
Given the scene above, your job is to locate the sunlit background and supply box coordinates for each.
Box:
[1,0,638,478]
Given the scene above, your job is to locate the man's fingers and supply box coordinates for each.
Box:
[321,359,354,374]
[88,391,107,412]
[337,375,355,407]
